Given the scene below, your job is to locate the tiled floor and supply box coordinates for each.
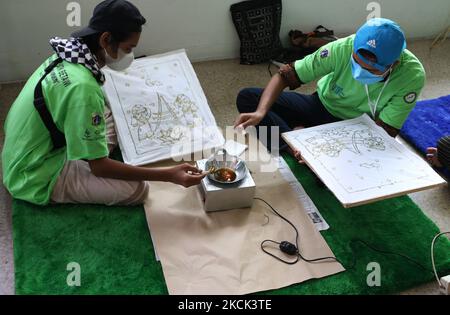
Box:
[0,38,449,295]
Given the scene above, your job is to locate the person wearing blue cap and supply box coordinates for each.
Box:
[234,18,425,159]
[2,0,206,206]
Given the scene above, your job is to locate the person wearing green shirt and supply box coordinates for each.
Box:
[234,18,425,160]
[2,0,206,206]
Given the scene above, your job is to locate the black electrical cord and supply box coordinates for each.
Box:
[255,197,343,265]
[255,197,437,274]
[346,239,434,273]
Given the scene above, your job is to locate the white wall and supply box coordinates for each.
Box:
[0,0,449,82]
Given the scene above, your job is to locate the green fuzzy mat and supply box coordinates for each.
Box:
[12,154,450,294]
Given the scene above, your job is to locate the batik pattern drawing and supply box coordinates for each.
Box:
[283,114,444,197]
[282,114,446,206]
[129,93,203,145]
[303,126,386,158]
[102,49,224,165]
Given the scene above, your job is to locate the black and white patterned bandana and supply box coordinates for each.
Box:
[49,37,105,84]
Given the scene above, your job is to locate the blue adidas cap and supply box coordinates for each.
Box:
[354,18,406,72]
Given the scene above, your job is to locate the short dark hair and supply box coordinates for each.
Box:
[358,49,378,63]
[80,27,143,54]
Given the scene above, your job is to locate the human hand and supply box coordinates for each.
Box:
[293,149,306,164]
[168,163,207,187]
[286,147,305,164]
[426,147,442,168]
[233,111,265,130]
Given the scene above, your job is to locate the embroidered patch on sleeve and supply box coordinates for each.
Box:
[320,49,329,58]
[404,92,417,104]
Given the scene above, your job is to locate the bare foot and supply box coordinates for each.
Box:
[426,147,442,168]
[285,146,305,164]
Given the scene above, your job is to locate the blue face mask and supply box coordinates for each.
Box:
[351,57,388,85]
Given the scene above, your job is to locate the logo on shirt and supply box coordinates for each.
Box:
[91,113,102,126]
[82,128,104,141]
[331,83,345,97]
[83,129,92,139]
[320,49,329,58]
[404,92,417,104]
[367,39,376,48]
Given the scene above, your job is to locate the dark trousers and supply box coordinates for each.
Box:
[236,88,340,151]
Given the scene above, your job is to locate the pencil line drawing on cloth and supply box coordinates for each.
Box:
[128,93,203,145]
[282,115,445,206]
[290,118,416,193]
[102,49,224,165]
[302,125,386,158]
[359,161,381,170]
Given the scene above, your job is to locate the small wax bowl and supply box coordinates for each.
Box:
[204,150,248,185]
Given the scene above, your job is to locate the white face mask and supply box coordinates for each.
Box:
[105,48,134,71]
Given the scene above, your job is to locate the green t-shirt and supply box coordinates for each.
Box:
[294,35,425,129]
[2,54,109,205]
